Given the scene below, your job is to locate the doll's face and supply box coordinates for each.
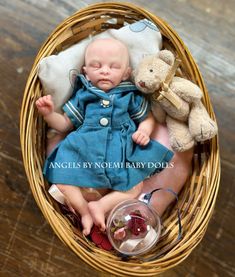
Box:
[83,38,131,92]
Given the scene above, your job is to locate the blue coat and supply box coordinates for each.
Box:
[43,75,173,191]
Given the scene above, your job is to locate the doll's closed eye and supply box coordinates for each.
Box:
[90,62,101,68]
[111,63,121,69]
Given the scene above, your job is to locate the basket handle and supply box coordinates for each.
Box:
[143,188,182,240]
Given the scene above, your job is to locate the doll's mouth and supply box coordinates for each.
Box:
[99,79,112,83]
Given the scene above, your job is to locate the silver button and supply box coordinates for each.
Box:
[100,117,109,126]
[101,99,110,107]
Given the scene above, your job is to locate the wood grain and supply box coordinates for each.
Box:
[0,0,234,276]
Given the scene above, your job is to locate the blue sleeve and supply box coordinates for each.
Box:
[129,92,150,124]
[62,89,84,128]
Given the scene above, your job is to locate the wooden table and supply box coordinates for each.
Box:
[0,1,234,276]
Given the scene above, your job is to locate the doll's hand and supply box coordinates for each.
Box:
[36,95,54,117]
[132,130,150,146]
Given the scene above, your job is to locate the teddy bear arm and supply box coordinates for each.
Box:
[158,91,190,122]
[171,77,203,103]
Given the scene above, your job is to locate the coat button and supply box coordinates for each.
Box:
[101,99,110,107]
[100,117,109,126]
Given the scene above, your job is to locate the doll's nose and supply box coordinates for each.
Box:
[139,81,146,88]
[101,66,110,75]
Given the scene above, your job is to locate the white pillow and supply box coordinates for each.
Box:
[38,19,162,112]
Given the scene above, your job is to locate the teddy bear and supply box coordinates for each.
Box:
[133,49,218,152]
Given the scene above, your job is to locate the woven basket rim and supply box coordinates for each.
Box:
[20,2,220,276]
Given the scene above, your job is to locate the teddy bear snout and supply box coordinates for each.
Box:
[138,81,146,88]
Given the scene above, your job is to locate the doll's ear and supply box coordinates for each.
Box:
[122,67,132,81]
[82,66,90,80]
[69,69,80,89]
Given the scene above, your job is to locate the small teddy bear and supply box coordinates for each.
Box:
[133,50,218,152]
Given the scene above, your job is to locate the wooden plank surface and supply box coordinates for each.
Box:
[0,0,234,276]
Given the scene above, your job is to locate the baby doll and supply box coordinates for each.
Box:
[36,38,173,235]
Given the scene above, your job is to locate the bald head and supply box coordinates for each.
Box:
[85,38,130,67]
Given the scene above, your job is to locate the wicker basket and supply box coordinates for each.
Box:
[20,2,220,276]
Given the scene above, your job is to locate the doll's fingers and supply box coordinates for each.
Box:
[36,97,43,104]
[39,95,51,99]
[45,95,52,101]
[136,134,145,145]
[42,97,53,107]
[37,97,45,104]
[37,95,51,105]
[138,136,147,145]
[35,100,40,107]
[38,96,46,102]
[132,131,139,142]
[139,138,145,145]
[133,132,149,145]
[42,95,50,102]
[36,98,44,107]
[133,132,141,143]
[37,100,48,108]
[141,137,150,146]
[46,96,54,105]
[138,135,150,146]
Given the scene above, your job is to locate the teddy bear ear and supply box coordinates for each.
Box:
[158,50,175,66]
